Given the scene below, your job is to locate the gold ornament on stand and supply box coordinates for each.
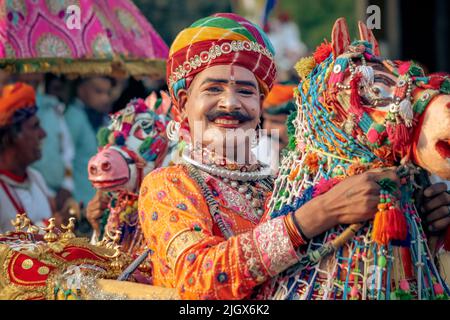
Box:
[98,229,122,249]
[61,218,76,240]
[42,218,59,243]
[10,213,26,232]
[21,216,40,234]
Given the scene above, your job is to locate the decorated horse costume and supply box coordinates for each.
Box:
[259,19,450,300]
[88,92,173,258]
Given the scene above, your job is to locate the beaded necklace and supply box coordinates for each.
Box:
[182,144,273,182]
[183,144,274,238]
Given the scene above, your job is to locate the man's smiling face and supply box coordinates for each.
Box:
[178,64,264,154]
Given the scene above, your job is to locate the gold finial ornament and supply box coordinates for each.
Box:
[106,244,125,271]
[61,217,76,240]
[10,213,26,232]
[99,229,122,249]
[21,216,40,234]
[42,218,59,243]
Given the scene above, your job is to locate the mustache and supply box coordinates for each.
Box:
[206,110,254,122]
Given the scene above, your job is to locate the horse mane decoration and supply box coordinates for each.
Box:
[260,18,450,300]
[88,91,174,257]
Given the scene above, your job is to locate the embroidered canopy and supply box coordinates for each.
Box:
[0,0,168,77]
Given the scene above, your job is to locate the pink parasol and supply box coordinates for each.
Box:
[0,0,169,78]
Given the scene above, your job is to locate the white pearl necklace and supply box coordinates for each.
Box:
[182,146,273,182]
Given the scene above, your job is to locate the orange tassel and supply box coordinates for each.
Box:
[373,203,388,245]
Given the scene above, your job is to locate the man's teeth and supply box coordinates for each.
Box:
[214,119,239,125]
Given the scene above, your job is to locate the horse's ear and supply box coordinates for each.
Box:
[331,17,351,57]
[358,21,381,56]
[144,91,158,111]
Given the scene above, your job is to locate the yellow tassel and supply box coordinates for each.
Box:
[295,56,316,80]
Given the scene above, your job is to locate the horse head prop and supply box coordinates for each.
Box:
[87,92,175,258]
[88,91,173,193]
[263,18,450,300]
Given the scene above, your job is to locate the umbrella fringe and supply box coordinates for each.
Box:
[0,58,166,78]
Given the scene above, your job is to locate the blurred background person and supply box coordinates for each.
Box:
[266,11,308,82]
[254,83,296,173]
[0,83,66,232]
[65,76,115,208]
[30,74,75,213]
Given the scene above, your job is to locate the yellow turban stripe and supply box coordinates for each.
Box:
[169,27,249,56]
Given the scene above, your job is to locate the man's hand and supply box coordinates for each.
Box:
[295,168,400,239]
[86,191,110,234]
[423,183,450,233]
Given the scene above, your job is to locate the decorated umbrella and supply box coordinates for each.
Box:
[0,0,168,78]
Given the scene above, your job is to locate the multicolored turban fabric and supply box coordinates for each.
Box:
[167,13,277,106]
[0,83,37,127]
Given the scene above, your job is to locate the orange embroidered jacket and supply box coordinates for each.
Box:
[138,165,299,299]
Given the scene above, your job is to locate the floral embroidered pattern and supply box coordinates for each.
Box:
[36,33,72,57]
[239,233,267,283]
[164,231,171,242]
[170,213,179,223]
[217,272,228,283]
[253,217,299,276]
[157,191,167,200]
[92,34,113,58]
[206,175,261,225]
[186,253,196,263]
[115,9,140,34]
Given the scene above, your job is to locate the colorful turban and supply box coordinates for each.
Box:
[167,13,277,106]
[263,83,296,115]
[0,83,37,127]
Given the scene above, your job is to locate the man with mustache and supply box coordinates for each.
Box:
[137,13,449,300]
[0,83,65,233]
